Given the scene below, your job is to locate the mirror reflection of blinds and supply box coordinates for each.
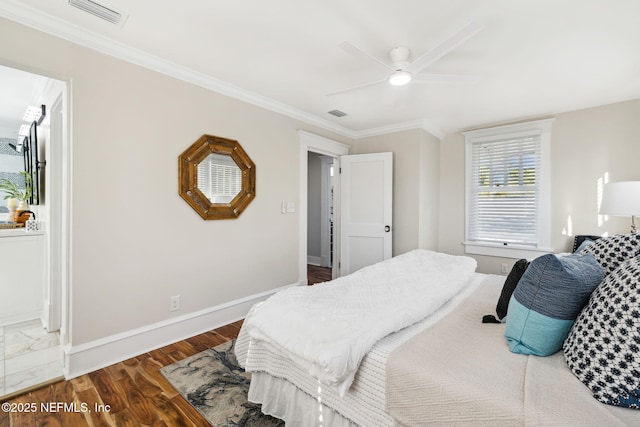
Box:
[197,162,242,201]
[468,134,541,246]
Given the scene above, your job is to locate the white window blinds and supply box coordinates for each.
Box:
[197,157,242,203]
[468,133,541,247]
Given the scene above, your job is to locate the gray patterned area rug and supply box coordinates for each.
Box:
[160,340,284,426]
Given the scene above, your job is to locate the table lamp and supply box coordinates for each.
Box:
[599,181,640,234]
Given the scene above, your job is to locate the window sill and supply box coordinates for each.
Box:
[463,242,551,260]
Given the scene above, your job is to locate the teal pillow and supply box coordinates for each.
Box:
[504,253,605,356]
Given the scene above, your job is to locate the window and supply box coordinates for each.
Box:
[463,118,554,258]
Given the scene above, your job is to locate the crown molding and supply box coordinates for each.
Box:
[0,1,442,140]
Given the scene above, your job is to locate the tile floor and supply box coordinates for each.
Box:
[0,319,63,398]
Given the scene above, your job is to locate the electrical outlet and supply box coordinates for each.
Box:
[501,263,509,274]
[169,295,180,312]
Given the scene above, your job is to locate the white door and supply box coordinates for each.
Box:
[339,152,393,275]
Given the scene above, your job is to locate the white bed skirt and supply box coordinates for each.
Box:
[248,372,356,427]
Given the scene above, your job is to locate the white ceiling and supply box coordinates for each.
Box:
[2,0,640,138]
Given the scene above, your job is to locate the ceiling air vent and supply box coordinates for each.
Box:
[328,109,347,118]
[68,0,123,25]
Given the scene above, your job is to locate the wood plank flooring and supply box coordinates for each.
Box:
[0,321,243,427]
[307,264,332,285]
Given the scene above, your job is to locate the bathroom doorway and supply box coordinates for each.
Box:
[0,64,68,398]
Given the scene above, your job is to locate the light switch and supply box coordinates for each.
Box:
[281,201,287,214]
[286,202,296,213]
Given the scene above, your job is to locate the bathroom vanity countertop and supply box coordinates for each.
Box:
[0,228,44,238]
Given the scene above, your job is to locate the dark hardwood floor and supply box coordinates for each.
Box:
[307,264,332,285]
[0,321,243,427]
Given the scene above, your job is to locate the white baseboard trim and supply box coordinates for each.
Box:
[307,255,331,267]
[63,283,294,379]
[307,255,322,266]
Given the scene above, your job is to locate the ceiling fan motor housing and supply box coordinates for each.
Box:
[389,46,411,70]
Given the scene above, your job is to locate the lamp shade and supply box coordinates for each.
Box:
[600,181,640,216]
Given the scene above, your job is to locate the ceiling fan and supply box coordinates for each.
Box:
[327,22,483,96]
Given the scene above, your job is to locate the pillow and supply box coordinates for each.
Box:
[580,233,640,274]
[483,259,530,323]
[496,259,530,320]
[575,239,595,253]
[564,256,640,409]
[504,253,605,356]
[572,234,601,252]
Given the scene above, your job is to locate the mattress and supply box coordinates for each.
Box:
[234,272,488,426]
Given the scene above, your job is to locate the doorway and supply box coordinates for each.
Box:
[307,152,334,267]
[307,152,334,284]
[298,131,349,285]
[0,64,68,398]
[299,131,394,285]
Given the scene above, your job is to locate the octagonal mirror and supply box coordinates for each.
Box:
[179,134,256,219]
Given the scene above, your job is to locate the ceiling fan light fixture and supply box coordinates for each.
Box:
[389,71,412,86]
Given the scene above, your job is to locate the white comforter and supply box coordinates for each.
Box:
[241,249,477,396]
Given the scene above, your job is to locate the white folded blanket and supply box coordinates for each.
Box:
[241,249,477,396]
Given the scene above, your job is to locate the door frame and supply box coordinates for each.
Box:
[42,82,65,332]
[298,131,349,285]
[38,75,71,350]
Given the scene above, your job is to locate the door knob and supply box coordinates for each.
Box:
[385,225,391,232]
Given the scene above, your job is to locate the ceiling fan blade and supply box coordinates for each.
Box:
[406,22,484,74]
[325,77,388,96]
[412,74,481,84]
[337,40,394,75]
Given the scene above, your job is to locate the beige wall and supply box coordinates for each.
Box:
[353,128,440,256]
[418,130,441,250]
[438,99,640,274]
[0,17,352,346]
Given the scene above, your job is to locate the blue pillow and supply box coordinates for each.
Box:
[504,253,605,356]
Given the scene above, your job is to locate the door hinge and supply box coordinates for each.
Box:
[339,167,342,174]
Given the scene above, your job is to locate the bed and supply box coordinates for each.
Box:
[235,247,640,426]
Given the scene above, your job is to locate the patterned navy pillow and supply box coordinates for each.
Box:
[581,233,640,274]
[564,256,640,409]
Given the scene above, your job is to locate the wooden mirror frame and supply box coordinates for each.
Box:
[179,134,256,219]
